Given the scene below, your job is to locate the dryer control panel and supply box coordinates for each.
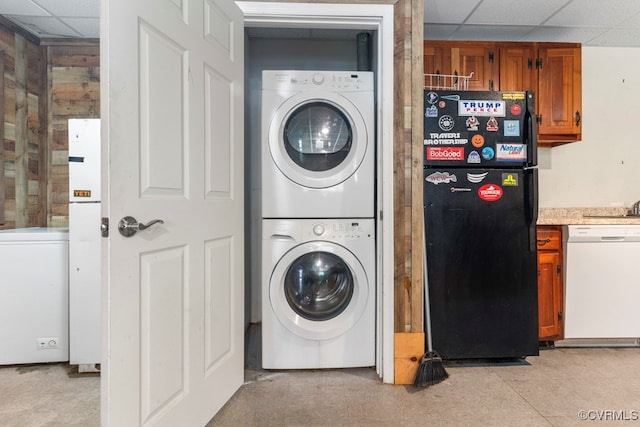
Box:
[262,70,374,92]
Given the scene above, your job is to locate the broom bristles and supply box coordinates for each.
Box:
[413,351,448,387]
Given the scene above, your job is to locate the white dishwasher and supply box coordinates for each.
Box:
[564,225,640,339]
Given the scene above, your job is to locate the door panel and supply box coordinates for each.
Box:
[103,0,244,425]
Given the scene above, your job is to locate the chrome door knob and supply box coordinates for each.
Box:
[118,216,164,237]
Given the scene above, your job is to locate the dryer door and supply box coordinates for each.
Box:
[269,241,369,340]
[268,91,369,189]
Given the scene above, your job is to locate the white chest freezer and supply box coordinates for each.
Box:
[0,227,69,364]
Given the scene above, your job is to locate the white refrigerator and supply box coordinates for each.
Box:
[68,118,101,369]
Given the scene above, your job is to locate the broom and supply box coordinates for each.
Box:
[414,212,448,387]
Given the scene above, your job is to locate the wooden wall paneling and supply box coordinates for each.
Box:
[1,26,16,229]
[393,0,426,385]
[0,50,4,225]
[393,0,408,332]
[20,36,42,227]
[38,45,48,226]
[14,34,27,228]
[48,43,100,226]
[410,0,424,335]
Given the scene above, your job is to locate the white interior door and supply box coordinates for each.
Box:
[101,0,244,425]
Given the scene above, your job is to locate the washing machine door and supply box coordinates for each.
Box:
[269,241,369,340]
[268,91,369,189]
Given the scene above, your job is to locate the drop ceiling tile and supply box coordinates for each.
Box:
[587,28,640,47]
[424,0,482,24]
[544,0,640,27]
[9,15,81,38]
[617,11,640,29]
[424,24,460,39]
[466,0,568,25]
[0,0,50,16]
[32,0,99,18]
[449,24,535,41]
[60,17,100,38]
[520,26,609,43]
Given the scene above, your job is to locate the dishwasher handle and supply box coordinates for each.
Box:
[600,236,626,242]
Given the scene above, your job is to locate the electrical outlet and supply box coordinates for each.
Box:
[37,337,59,350]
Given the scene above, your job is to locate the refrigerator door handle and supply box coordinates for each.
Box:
[526,169,539,253]
[525,91,538,167]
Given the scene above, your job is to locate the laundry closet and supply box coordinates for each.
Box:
[243,27,381,370]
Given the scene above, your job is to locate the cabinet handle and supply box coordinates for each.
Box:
[575,110,581,127]
[537,238,551,246]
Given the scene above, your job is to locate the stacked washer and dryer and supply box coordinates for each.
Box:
[261,70,376,369]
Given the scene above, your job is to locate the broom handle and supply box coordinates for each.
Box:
[422,209,434,353]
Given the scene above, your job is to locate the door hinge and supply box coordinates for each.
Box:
[557,265,562,276]
[488,51,494,63]
[536,58,543,69]
[528,58,533,69]
[101,217,109,237]
[536,115,542,125]
[489,79,494,91]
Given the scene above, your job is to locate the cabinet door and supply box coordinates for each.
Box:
[538,251,563,340]
[499,45,534,91]
[423,42,451,88]
[537,46,582,141]
[450,45,498,91]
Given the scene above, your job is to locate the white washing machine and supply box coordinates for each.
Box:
[261,70,375,219]
[262,218,375,369]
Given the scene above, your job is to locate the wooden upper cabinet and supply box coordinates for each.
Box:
[499,45,534,91]
[423,41,497,90]
[536,45,582,145]
[450,44,498,91]
[423,40,582,147]
[423,44,451,87]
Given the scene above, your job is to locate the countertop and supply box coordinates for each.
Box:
[538,208,640,225]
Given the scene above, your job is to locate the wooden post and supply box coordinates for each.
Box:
[393,0,426,384]
[14,34,28,228]
[38,45,49,226]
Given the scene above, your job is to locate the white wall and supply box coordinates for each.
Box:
[538,47,640,208]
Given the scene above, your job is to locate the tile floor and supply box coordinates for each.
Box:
[209,326,640,426]
[2,326,640,427]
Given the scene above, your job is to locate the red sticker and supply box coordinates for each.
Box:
[510,104,522,116]
[478,184,503,202]
[426,147,465,161]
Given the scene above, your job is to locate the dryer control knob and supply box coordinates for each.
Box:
[312,73,324,85]
[312,224,325,236]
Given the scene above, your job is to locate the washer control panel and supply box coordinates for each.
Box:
[310,220,373,240]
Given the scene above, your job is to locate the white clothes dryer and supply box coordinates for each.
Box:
[261,70,375,219]
[262,218,375,369]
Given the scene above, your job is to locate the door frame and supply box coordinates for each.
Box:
[237,1,395,383]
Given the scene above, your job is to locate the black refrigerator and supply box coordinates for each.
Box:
[423,90,539,360]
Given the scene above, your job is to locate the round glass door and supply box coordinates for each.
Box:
[269,241,369,340]
[283,251,354,321]
[267,91,369,189]
[283,102,352,172]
